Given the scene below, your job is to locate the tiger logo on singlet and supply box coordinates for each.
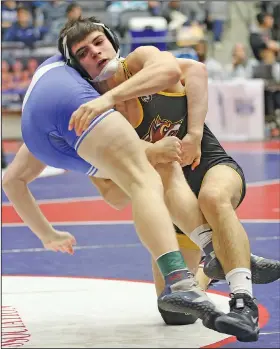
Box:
[143,115,183,143]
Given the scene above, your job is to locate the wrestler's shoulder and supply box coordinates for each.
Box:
[124,46,165,73]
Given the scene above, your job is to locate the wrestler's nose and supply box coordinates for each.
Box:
[89,45,100,58]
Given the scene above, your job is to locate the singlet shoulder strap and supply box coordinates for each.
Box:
[120,58,133,79]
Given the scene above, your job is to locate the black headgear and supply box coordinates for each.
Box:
[62,19,120,82]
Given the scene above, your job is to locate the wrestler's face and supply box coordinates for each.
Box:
[71,30,116,79]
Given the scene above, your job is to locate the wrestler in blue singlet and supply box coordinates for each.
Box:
[21,54,114,176]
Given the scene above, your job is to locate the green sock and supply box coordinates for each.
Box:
[157,251,187,277]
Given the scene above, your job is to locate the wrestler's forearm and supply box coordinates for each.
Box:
[182,60,208,138]
[3,181,55,239]
[109,54,181,104]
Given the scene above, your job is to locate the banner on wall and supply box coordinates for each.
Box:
[206,79,265,141]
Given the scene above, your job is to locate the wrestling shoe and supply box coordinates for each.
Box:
[215,293,259,342]
[158,307,198,325]
[158,275,221,326]
[157,270,224,331]
[203,252,280,284]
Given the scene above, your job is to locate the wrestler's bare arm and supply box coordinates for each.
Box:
[2,144,76,253]
[3,143,47,182]
[2,144,55,240]
[177,58,208,139]
[110,53,207,130]
[108,46,182,104]
[69,46,183,134]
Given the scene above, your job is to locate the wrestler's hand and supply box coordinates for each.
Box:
[41,230,77,255]
[69,91,115,136]
[147,136,182,166]
[181,133,202,170]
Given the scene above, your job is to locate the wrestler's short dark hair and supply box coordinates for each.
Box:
[58,17,104,56]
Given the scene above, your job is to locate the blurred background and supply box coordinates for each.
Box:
[1,0,280,169]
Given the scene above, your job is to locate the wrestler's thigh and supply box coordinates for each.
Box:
[198,164,244,209]
[77,111,157,194]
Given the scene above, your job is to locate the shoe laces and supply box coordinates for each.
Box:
[229,293,256,311]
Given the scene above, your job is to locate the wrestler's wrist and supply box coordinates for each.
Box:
[145,144,158,166]
[38,227,58,243]
[104,90,116,108]
[187,130,203,141]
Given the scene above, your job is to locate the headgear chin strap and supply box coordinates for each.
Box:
[62,21,120,83]
[92,53,120,82]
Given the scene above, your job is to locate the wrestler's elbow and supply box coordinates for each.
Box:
[3,169,19,190]
[2,171,25,197]
[162,53,182,83]
[195,61,208,78]
[185,60,208,79]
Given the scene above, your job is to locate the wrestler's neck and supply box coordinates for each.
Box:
[92,61,125,95]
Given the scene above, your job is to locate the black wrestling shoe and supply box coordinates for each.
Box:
[215,293,259,342]
[157,276,221,326]
[204,252,280,284]
[158,306,198,325]
[157,275,223,331]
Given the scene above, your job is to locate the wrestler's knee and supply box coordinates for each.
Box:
[198,186,231,215]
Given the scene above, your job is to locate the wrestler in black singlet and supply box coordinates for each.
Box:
[121,60,246,237]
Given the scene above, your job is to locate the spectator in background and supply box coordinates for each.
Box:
[259,1,272,13]
[11,59,24,85]
[3,6,46,47]
[206,1,229,48]
[66,2,82,21]
[194,39,225,80]
[252,48,280,117]
[272,3,280,42]
[259,1,280,40]
[162,1,188,30]
[162,1,205,27]
[162,0,205,49]
[41,0,69,24]
[17,69,32,91]
[2,60,14,92]
[249,12,280,62]
[40,0,69,42]
[1,1,18,36]
[225,43,258,79]
[183,1,206,25]
[250,10,280,133]
[148,1,162,16]
[27,57,39,77]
